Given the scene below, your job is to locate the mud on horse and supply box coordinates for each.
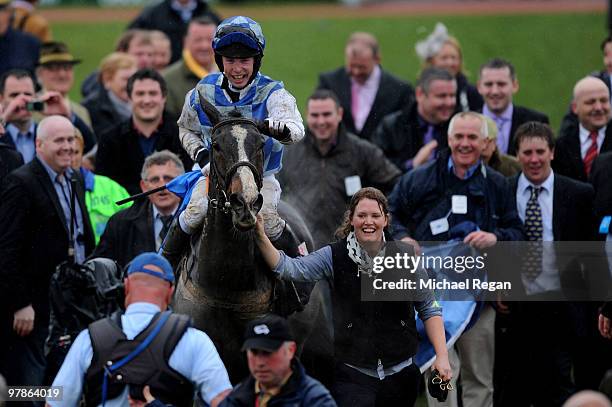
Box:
[163,96,324,383]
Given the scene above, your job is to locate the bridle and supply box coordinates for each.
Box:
[208,118,263,214]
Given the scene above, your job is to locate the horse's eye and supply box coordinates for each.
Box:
[212,141,221,151]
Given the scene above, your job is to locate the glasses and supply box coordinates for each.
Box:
[432,372,454,391]
[145,175,174,184]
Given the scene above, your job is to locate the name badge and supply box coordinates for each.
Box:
[344,175,362,196]
[451,195,468,214]
[600,216,612,234]
[430,217,449,235]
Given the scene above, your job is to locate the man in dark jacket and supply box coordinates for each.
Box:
[317,31,413,141]
[128,0,221,64]
[279,89,400,249]
[0,116,95,391]
[220,314,336,407]
[388,111,523,407]
[553,76,612,183]
[95,68,191,194]
[93,150,183,267]
[0,108,24,184]
[477,58,549,157]
[371,67,456,173]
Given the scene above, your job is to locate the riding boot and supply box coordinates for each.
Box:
[162,219,190,274]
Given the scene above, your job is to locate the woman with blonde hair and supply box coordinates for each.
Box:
[82,52,137,137]
[416,23,483,112]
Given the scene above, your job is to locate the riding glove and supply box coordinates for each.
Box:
[264,118,291,142]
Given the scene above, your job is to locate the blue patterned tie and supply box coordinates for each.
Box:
[523,186,543,280]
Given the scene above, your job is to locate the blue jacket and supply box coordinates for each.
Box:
[389,150,524,242]
[220,358,337,407]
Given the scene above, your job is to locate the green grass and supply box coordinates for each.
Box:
[55,12,605,131]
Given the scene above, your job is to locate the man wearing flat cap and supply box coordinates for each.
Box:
[49,252,232,407]
[0,0,39,77]
[35,41,97,154]
[220,314,336,407]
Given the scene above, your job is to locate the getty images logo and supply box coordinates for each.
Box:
[253,324,270,335]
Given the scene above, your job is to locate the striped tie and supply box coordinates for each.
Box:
[583,131,599,177]
[523,186,543,281]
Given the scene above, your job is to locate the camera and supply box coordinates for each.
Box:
[26,100,45,112]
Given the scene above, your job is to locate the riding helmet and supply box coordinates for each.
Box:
[213,16,266,82]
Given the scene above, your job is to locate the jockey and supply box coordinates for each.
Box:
[176,15,304,244]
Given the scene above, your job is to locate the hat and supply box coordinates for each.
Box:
[38,41,81,66]
[415,22,449,62]
[0,0,10,9]
[241,314,293,352]
[127,252,174,283]
[483,116,498,141]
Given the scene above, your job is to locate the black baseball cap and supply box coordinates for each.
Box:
[241,314,293,352]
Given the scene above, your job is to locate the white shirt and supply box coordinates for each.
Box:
[578,124,606,159]
[516,171,560,294]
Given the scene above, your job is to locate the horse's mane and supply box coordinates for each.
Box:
[227,109,243,119]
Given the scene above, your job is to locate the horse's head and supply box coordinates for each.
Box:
[200,92,266,231]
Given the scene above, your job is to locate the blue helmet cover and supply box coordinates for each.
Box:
[213,16,266,54]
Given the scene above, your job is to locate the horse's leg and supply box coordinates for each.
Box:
[174,278,251,383]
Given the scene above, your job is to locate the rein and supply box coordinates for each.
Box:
[208,118,263,214]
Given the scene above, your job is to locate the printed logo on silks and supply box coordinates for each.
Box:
[253,324,270,335]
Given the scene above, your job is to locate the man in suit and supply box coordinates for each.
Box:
[477,58,549,156]
[95,68,191,195]
[497,121,608,405]
[0,115,95,391]
[371,67,456,172]
[317,31,414,141]
[553,76,612,183]
[93,150,183,268]
[163,17,217,120]
[560,35,612,134]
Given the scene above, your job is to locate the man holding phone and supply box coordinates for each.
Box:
[0,68,74,163]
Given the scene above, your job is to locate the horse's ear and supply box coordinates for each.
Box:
[197,89,222,126]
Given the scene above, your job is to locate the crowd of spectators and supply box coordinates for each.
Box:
[0,1,611,406]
